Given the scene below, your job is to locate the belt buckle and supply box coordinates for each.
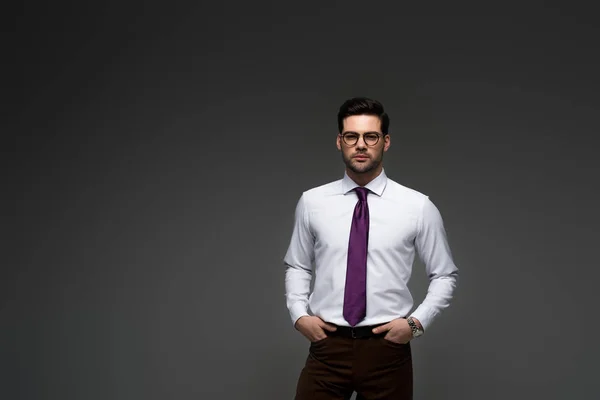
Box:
[351,327,357,339]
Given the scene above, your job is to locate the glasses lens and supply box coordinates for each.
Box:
[343,133,358,145]
[364,134,379,145]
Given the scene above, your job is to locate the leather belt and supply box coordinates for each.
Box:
[329,323,387,339]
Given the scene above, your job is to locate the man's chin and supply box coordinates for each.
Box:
[347,161,376,174]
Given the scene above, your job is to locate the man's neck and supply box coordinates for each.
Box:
[346,166,383,187]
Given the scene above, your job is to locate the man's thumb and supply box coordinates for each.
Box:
[321,322,337,332]
[372,323,390,334]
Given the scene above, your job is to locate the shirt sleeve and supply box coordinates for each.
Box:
[283,193,315,326]
[410,196,459,332]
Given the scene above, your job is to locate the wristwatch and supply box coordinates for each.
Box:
[407,316,424,338]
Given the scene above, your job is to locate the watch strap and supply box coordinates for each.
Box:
[407,316,423,337]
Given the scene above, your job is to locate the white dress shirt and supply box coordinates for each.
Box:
[283,169,458,332]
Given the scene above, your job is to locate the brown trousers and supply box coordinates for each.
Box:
[295,332,413,400]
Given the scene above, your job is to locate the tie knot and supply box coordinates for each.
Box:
[354,187,369,202]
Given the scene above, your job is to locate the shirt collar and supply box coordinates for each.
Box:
[341,168,388,197]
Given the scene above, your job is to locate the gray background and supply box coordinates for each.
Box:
[4,1,599,399]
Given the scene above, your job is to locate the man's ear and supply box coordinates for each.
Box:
[336,134,342,151]
[383,134,391,152]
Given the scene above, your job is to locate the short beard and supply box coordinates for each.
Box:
[342,153,382,174]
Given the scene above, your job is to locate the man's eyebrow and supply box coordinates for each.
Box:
[341,131,381,134]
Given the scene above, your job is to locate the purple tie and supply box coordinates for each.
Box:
[343,187,369,326]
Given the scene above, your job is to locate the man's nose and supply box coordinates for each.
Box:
[355,137,367,149]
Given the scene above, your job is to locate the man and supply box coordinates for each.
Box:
[283,97,459,399]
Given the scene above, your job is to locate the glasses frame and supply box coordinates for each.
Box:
[340,131,384,147]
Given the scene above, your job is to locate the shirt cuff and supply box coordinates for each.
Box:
[290,302,309,326]
[409,304,439,332]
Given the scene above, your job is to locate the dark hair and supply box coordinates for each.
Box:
[337,97,390,134]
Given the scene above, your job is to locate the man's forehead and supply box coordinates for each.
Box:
[342,115,382,131]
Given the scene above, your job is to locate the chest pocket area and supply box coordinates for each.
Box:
[368,212,418,252]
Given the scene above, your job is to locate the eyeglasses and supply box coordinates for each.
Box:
[340,132,383,146]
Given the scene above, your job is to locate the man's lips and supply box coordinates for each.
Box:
[353,154,369,159]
